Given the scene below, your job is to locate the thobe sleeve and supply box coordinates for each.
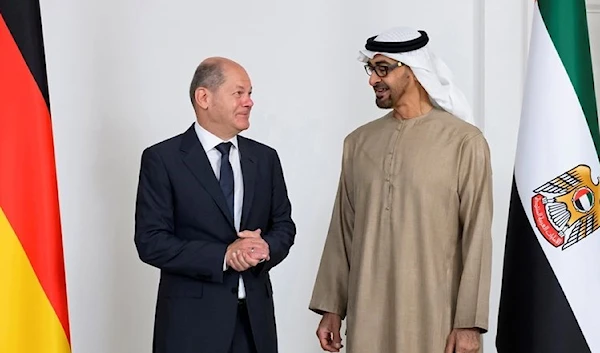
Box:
[454,133,493,332]
[308,138,355,319]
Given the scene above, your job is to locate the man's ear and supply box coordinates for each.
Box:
[195,87,210,110]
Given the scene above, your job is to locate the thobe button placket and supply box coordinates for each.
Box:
[386,128,401,213]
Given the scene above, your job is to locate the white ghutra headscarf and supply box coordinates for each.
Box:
[358,26,474,125]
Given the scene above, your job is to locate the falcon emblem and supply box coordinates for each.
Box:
[531,164,600,250]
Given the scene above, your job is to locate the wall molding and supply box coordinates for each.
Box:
[589,0,600,13]
[475,0,486,131]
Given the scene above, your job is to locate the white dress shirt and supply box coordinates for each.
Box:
[194,122,246,299]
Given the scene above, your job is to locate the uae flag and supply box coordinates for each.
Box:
[497,0,600,352]
[0,1,71,352]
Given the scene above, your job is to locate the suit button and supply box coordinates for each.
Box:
[231,288,237,294]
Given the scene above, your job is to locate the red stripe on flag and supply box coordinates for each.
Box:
[0,14,70,342]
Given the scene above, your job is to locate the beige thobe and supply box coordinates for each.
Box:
[309,108,493,353]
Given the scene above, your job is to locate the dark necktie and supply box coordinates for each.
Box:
[215,142,234,218]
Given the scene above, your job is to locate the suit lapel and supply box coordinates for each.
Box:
[180,125,235,228]
[238,136,256,230]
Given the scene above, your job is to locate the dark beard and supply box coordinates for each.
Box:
[374,82,392,109]
[375,97,392,109]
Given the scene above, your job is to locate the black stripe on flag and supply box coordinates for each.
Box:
[496,179,591,352]
[0,0,49,108]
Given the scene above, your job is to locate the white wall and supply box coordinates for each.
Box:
[590,1,600,108]
[37,0,599,352]
[481,0,529,350]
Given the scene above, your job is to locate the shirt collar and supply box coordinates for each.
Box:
[194,121,239,153]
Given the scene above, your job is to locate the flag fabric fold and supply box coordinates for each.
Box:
[497,0,600,352]
[0,1,71,352]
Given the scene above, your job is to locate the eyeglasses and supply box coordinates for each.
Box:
[364,62,403,77]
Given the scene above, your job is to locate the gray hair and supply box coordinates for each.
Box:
[189,61,226,106]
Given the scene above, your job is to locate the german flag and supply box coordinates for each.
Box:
[0,1,71,352]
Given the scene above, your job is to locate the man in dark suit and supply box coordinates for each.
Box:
[134,56,296,353]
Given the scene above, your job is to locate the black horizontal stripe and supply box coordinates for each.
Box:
[496,178,590,353]
[0,0,49,108]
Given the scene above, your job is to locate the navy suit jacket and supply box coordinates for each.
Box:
[134,124,296,353]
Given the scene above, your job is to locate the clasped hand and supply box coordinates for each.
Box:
[225,229,270,271]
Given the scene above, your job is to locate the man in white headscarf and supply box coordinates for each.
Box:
[309,27,493,353]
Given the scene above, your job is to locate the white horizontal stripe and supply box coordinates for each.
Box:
[514,4,600,349]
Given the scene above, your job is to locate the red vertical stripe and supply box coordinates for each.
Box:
[0,14,70,341]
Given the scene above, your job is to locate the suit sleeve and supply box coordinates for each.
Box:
[308,138,354,319]
[255,150,296,274]
[453,133,493,332]
[134,147,227,283]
